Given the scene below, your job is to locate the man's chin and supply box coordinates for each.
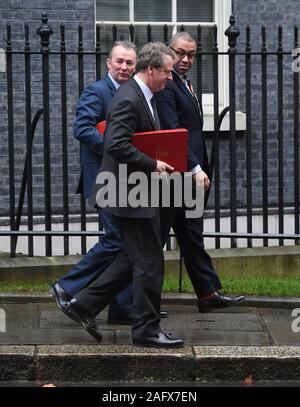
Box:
[176,67,189,75]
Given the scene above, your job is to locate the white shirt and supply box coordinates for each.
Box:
[108,72,121,90]
[133,74,155,118]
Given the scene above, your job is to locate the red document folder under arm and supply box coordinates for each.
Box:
[96,120,188,172]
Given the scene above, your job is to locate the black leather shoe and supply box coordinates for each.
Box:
[51,282,79,323]
[198,292,245,313]
[133,331,184,348]
[107,310,169,325]
[66,298,102,341]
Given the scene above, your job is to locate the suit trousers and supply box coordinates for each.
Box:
[160,203,222,297]
[59,209,133,315]
[75,210,164,339]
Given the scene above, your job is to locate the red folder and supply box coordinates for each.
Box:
[96,121,187,172]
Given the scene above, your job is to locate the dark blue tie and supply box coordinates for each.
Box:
[151,97,161,130]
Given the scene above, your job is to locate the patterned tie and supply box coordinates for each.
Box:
[183,74,202,114]
[150,96,161,130]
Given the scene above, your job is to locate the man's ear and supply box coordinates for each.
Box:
[148,64,154,76]
[106,58,111,70]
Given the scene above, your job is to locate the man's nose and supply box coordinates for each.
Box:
[182,54,189,62]
[120,62,127,69]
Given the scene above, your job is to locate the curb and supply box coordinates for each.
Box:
[0,291,300,309]
[1,345,300,383]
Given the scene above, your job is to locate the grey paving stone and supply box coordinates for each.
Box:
[259,309,300,345]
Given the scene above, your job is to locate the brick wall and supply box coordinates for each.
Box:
[0,0,95,217]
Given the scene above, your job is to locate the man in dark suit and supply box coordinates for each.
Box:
[63,42,184,348]
[155,32,245,312]
[51,42,138,325]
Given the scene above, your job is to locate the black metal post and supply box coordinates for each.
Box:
[129,24,134,42]
[261,26,268,247]
[60,24,69,256]
[225,15,240,248]
[6,24,16,258]
[77,24,87,255]
[293,25,300,244]
[95,24,101,81]
[277,26,284,246]
[146,24,151,42]
[245,25,253,248]
[163,24,168,45]
[37,13,53,256]
[24,23,33,256]
[112,24,117,42]
[212,25,220,249]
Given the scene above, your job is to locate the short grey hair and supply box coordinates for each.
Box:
[136,42,174,72]
[169,32,197,48]
[108,41,137,59]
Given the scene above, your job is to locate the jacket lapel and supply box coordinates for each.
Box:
[172,70,203,124]
[104,74,117,98]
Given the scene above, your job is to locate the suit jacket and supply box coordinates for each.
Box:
[74,75,116,199]
[97,78,157,218]
[154,70,209,175]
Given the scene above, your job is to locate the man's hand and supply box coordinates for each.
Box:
[155,160,174,174]
[193,170,210,191]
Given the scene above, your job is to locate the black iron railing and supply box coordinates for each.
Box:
[1,13,300,258]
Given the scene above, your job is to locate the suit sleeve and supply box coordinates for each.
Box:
[73,84,105,156]
[105,99,157,173]
[155,86,200,171]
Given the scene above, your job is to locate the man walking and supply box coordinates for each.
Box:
[155,32,245,312]
[51,42,138,325]
[63,42,184,348]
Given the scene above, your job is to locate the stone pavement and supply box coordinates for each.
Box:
[0,292,300,384]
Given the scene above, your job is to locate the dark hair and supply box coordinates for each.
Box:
[135,42,174,72]
[169,32,197,48]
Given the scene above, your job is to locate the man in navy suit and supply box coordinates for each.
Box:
[51,42,138,324]
[155,32,245,312]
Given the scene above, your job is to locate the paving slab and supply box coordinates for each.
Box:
[0,296,300,383]
[260,308,300,345]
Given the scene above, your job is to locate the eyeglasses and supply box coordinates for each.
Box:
[170,47,196,60]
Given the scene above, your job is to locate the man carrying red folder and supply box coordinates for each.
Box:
[62,42,184,348]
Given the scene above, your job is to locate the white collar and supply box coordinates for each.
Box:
[133,74,153,104]
[108,72,121,90]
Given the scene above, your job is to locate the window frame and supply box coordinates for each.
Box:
[95,0,232,109]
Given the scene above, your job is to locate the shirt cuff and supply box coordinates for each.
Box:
[190,164,202,175]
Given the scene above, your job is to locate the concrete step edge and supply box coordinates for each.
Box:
[1,345,300,382]
[0,291,299,309]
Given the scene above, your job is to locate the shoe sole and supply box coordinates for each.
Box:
[50,286,80,323]
[133,341,184,349]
